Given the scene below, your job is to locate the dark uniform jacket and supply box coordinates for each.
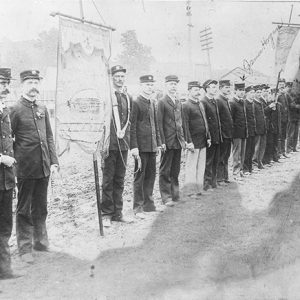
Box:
[277,93,289,123]
[253,99,266,135]
[270,102,282,135]
[130,95,161,152]
[287,93,300,122]
[201,96,222,145]
[259,97,272,131]
[10,97,58,179]
[245,100,256,137]
[157,95,185,149]
[182,98,210,149]
[216,94,233,139]
[0,106,15,190]
[109,91,133,151]
[229,97,248,139]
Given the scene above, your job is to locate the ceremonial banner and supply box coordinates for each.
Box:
[275,26,300,86]
[56,18,111,156]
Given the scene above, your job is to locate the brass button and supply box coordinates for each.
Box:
[3,150,6,153]
[2,135,5,138]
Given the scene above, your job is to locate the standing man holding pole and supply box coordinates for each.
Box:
[157,75,185,207]
[10,70,59,264]
[101,65,133,227]
[130,75,161,218]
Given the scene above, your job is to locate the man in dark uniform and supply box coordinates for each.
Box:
[277,79,290,158]
[265,89,282,163]
[10,70,59,264]
[229,83,247,181]
[216,79,233,185]
[183,81,210,196]
[201,79,222,191]
[130,75,161,219]
[253,84,267,169]
[286,83,300,153]
[0,68,20,279]
[244,86,256,174]
[261,85,276,166]
[101,65,133,227]
[157,75,185,207]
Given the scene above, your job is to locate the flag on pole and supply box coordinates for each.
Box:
[275,26,300,88]
[56,17,112,157]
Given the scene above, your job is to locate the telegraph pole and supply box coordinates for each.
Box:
[200,27,213,77]
[186,0,193,72]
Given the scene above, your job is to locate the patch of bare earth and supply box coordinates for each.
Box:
[1,147,300,300]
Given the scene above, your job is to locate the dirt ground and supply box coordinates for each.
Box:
[1,146,300,300]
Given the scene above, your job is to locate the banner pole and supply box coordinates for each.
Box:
[93,152,104,236]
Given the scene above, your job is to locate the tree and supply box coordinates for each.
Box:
[117,30,155,82]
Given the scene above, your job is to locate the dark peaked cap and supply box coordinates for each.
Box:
[219,79,231,86]
[245,85,255,93]
[0,68,13,81]
[203,79,218,89]
[165,75,179,83]
[20,70,42,82]
[140,75,155,83]
[234,82,245,90]
[188,81,202,90]
[111,65,126,76]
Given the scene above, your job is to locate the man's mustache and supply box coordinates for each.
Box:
[1,89,10,95]
[29,88,39,94]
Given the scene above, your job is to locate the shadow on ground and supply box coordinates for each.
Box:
[92,172,300,299]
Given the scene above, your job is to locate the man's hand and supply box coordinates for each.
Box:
[207,139,212,148]
[269,102,276,110]
[50,164,59,176]
[161,144,166,153]
[0,155,16,167]
[130,148,139,159]
[186,142,195,152]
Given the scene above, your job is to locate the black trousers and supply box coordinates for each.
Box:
[278,121,288,155]
[287,120,299,152]
[16,177,49,255]
[217,138,231,182]
[0,189,13,275]
[159,149,181,203]
[133,152,156,212]
[244,136,256,173]
[204,143,220,189]
[101,150,128,217]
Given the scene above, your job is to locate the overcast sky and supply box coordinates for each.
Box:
[1,0,299,76]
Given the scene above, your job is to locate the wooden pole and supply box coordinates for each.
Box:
[79,0,84,21]
[93,152,104,236]
[288,4,294,25]
[50,12,116,31]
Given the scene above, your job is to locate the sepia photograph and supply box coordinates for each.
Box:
[0,0,300,299]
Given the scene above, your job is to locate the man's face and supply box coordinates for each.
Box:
[278,82,285,92]
[246,90,255,101]
[285,86,292,93]
[165,81,178,95]
[235,89,245,98]
[207,83,218,97]
[189,86,202,99]
[141,82,154,96]
[112,71,125,88]
[262,89,269,98]
[220,85,231,96]
[22,79,40,99]
[255,90,262,98]
[0,80,10,100]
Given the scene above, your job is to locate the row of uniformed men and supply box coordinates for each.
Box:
[0,68,59,279]
[101,65,300,227]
